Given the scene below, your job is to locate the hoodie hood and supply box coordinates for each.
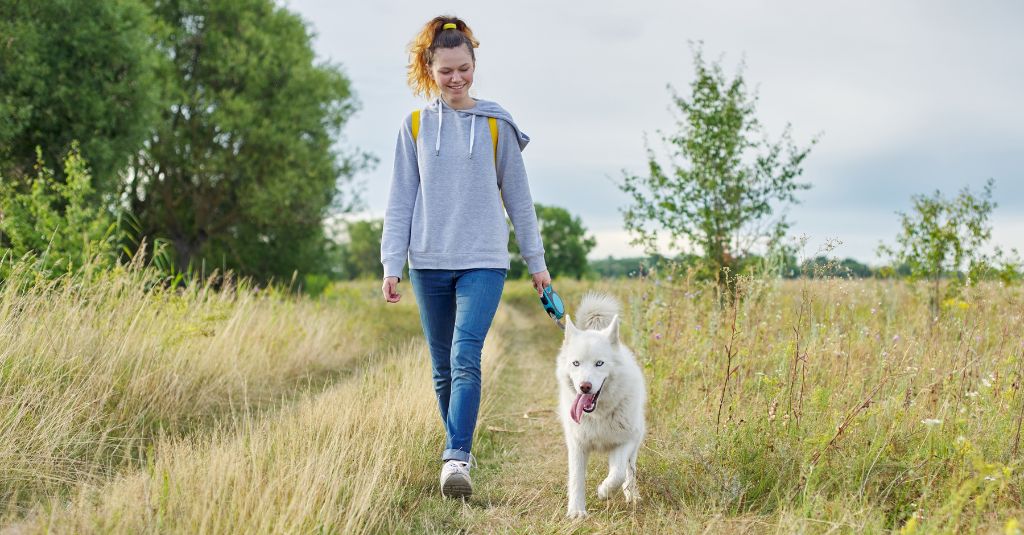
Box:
[428,97,530,156]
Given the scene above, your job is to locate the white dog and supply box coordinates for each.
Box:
[556,292,646,519]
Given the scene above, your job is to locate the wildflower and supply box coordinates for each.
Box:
[921,418,942,426]
[654,333,662,340]
[892,334,900,343]
[942,298,970,310]
[871,308,877,315]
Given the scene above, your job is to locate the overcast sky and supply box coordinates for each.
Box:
[285,0,1023,264]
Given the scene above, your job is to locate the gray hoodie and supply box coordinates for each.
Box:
[380,97,547,280]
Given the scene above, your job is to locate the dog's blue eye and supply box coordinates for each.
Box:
[572,361,580,367]
[596,361,604,367]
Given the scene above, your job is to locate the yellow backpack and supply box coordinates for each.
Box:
[411,110,499,167]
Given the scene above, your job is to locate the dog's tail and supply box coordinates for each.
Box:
[574,292,621,331]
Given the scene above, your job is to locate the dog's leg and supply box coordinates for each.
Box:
[622,440,640,503]
[566,441,588,518]
[598,443,630,500]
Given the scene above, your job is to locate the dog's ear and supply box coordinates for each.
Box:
[604,314,620,345]
[564,314,577,341]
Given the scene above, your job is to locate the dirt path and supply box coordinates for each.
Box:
[468,299,569,526]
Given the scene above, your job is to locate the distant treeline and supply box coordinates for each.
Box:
[590,254,941,280]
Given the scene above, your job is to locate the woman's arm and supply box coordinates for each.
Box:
[495,119,548,291]
[380,114,420,283]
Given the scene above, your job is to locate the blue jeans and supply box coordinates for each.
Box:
[409,268,507,463]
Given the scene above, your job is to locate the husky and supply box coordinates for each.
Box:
[556,292,646,519]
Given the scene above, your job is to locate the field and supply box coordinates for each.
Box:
[1,264,1022,533]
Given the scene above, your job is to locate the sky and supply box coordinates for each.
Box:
[285,0,1024,265]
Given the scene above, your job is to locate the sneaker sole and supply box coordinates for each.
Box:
[441,473,473,499]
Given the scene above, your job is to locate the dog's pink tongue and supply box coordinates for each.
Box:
[570,393,596,424]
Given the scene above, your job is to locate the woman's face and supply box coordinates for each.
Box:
[430,44,475,102]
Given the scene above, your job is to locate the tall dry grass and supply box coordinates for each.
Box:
[12,307,507,534]
[0,260,417,522]
[4,255,1023,533]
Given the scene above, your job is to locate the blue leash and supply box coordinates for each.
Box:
[540,285,566,331]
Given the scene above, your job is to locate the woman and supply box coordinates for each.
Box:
[379,16,551,499]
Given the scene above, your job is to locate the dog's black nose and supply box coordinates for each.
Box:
[580,382,592,394]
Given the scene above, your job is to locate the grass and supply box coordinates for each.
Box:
[629,274,1024,533]
[0,260,419,523]
[1,260,1022,533]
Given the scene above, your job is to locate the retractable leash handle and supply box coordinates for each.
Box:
[540,285,566,330]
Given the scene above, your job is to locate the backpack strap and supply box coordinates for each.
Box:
[410,110,499,169]
[488,117,498,166]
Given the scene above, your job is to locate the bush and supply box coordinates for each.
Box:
[0,144,119,280]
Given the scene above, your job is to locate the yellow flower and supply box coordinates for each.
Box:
[900,515,918,535]
[941,298,970,310]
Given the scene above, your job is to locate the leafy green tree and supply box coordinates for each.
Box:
[0,145,119,279]
[337,219,384,280]
[620,47,815,284]
[508,204,597,279]
[123,0,371,283]
[0,0,161,192]
[878,179,1016,311]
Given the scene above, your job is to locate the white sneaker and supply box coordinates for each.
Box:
[440,460,473,499]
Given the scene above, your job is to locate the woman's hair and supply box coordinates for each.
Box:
[407,16,480,99]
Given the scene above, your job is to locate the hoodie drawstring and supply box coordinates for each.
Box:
[434,97,479,157]
[435,98,443,156]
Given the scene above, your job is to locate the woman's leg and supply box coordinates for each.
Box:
[443,268,507,462]
[408,269,457,426]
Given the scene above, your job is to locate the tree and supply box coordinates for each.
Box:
[336,219,384,280]
[796,256,875,279]
[123,0,370,283]
[508,203,597,279]
[0,0,161,192]
[619,47,815,284]
[878,179,1015,311]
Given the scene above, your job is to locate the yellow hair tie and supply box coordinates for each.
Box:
[443,23,457,30]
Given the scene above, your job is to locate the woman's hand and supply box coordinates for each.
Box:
[382,276,401,303]
[531,270,552,295]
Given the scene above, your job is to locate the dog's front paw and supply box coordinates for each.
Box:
[623,486,641,503]
[597,481,613,500]
[566,507,588,520]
